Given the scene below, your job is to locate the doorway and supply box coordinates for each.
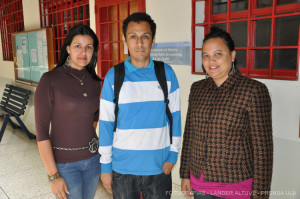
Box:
[95,0,145,79]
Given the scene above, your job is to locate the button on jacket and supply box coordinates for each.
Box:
[180,70,273,198]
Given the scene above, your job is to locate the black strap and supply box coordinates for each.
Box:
[113,61,173,144]
[154,61,173,144]
[113,63,125,132]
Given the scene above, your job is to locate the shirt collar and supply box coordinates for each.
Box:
[124,56,154,72]
[207,69,242,92]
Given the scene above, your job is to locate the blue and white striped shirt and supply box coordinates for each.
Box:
[99,56,181,175]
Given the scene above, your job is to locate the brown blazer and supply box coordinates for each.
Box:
[180,70,273,198]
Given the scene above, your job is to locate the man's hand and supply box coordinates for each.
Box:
[101,172,113,194]
[162,162,174,175]
[50,177,70,199]
[181,178,193,198]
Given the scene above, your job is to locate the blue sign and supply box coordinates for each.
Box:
[151,42,191,65]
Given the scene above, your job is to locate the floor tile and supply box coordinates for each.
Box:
[0,167,51,199]
[0,187,9,199]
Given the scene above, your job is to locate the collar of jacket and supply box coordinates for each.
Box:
[206,69,242,92]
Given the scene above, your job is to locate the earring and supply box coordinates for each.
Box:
[231,62,235,74]
[65,55,71,67]
[205,71,208,79]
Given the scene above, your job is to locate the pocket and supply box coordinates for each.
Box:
[162,171,171,176]
[113,171,124,180]
[56,162,69,171]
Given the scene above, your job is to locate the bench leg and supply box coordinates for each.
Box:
[0,116,9,142]
[8,118,19,129]
[13,116,36,140]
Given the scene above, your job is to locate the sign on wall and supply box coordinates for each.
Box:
[151,42,191,65]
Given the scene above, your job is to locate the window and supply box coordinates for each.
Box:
[192,0,300,80]
[95,0,145,79]
[39,0,90,63]
[0,0,24,61]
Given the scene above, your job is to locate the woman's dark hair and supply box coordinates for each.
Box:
[203,26,235,52]
[56,24,101,81]
[203,26,237,67]
[122,12,156,40]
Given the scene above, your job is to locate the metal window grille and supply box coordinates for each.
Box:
[192,0,300,80]
[95,0,145,79]
[0,0,24,61]
[39,0,90,63]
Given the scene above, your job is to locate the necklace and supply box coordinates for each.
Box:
[66,67,88,97]
[68,72,85,86]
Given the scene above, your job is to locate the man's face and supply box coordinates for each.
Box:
[123,21,155,65]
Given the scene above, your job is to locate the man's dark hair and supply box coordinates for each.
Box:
[122,12,156,40]
[203,26,235,52]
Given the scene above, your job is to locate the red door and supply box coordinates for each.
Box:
[95,0,145,79]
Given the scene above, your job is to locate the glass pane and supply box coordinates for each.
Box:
[68,10,71,22]
[100,24,109,41]
[231,0,248,12]
[274,49,297,70]
[195,26,205,48]
[110,43,119,61]
[110,23,118,41]
[275,15,300,46]
[119,3,128,20]
[230,21,247,47]
[130,0,139,14]
[254,50,270,69]
[86,5,89,19]
[101,43,110,59]
[213,0,227,14]
[256,0,272,8]
[79,6,83,20]
[277,0,299,5]
[74,8,77,21]
[195,1,205,24]
[255,19,271,47]
[109,5,117,21]
[195,50,203,72]
[213,23,227,31]
[235,50,246,68]
[100,7,108,23]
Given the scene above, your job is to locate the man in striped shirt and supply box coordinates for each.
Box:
[98,12,181,199]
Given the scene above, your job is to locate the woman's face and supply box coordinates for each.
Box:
[202,37,236,86]
[66,35,94,70]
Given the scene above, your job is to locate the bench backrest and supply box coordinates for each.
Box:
[0,84,31,116]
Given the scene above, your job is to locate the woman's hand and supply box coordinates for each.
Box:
[181,178,193,198]
[101,172,113,194]
[50,177,70,199]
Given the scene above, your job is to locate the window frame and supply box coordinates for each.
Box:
[39,0,90,64]
[192,0,300,80]
[0,0,24,61]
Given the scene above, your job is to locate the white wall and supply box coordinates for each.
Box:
[23,0,40,30]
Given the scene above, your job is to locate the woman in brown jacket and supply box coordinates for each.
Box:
[180,27,273,199]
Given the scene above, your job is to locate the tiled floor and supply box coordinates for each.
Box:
[0,119,185,199]
[0,119,112,199]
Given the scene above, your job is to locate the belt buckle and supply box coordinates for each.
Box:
[89,138,99,153]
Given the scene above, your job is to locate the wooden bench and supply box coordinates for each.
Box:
[0,84,36,142]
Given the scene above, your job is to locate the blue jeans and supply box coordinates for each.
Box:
[112,171,172,199]
[56,154,101,199]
